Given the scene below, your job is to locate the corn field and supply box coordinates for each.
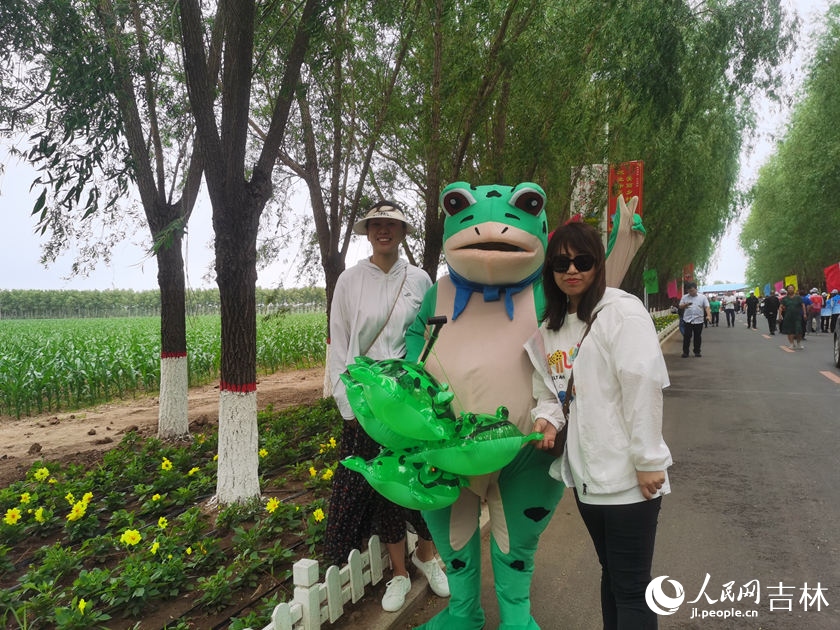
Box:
[0,313,326,418]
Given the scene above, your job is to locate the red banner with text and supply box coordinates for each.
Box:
[608,161,644,234]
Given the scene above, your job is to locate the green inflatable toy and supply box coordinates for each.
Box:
[340,372,419,451]
[341,449,467,511]
[406,408,543,476]
[345,358,456,442]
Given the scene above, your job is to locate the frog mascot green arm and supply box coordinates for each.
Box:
[406,183,563,630]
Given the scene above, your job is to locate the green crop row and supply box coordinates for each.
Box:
[0,314,327,418]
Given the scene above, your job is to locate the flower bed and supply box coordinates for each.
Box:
[653,313,679,332]
[0,399,342,629]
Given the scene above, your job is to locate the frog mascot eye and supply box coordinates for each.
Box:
[509,187,545,215]
[442,187,478,216]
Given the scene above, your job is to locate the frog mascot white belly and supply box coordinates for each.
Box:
[405,182,562,630]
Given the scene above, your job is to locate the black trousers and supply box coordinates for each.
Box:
[575,492,662,630]
[766,314,777,334]
[724,309,735,326]
[710,312,719,326]
[682,322,704,355]
[747,309,757,328]
[822,315,831,332]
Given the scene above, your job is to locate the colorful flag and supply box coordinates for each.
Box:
[764,283,771,297]
[667,279,679,298]
[643,269,659,294]
[774,280,784,293]
[784,275,798,292]
[825,262,840,292]
[753,287,760,297]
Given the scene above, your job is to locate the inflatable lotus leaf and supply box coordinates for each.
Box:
[340,373,420,451]
[406,407,543,476]
[345,357,456,442]
[341,449,467,511]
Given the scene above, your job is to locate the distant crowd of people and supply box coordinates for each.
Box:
[675,285,840,355]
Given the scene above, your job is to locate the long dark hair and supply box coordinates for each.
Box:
[541,221,606,330]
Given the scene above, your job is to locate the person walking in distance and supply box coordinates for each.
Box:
[763,291,780,335]
[709,295,721,327]
[820,292,831,333]
[745,293,759,329]
[798,288,811,340]
[723,292,737,327]
[679,282,711,357]
[807,289,823,334]
[779,284,805,350]
[831,289,840,333]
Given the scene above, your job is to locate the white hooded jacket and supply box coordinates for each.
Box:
[524,288,672,504]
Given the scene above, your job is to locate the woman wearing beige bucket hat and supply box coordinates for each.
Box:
[326,200,449,612]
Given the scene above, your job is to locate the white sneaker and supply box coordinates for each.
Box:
[411,551,450,597]
[381,575,411,612]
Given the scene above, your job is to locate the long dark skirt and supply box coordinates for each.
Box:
[324,419,432,567]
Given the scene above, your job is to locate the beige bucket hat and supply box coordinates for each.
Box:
[352,201,416,235]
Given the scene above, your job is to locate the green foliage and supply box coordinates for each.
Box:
[741,4,840,287]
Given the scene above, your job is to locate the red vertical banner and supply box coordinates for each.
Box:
[825,262,840,292]
[608,160,644,234]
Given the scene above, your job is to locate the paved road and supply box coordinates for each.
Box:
[408,314,840,629]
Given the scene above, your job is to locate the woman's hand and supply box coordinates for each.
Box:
[532,418,558,451]
[636,470,665,500]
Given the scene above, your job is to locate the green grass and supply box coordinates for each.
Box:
[0,313,327,418]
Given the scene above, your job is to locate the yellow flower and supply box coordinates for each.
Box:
[81,492,93,504]
[120,529,142,546]
[308,466,317,477]
[295,506,300,511]
[33,467,50,481]
[186,546,192,555]
[196,433,206,444]
[66,501,87,522]
[266,498,280,514]
[167,553,173,559]
[259,448,268,458]
[187,467,200,476]
[65,492,75,506]
[321,468,334,481]
[213,454,218,461]
[158,516,168,529]
[20,492,30,504]
[150,541,160,555]
[152,493,161,501]
[34,507,45,523]
[313,508,325,522]
[4,508,22,525]
[161,457,173,471]
[48,478,57,484]
[329,437,337,448]
[78,598,86,614]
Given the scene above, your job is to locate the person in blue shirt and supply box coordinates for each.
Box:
[799,289,811,339]
[831,289,840,333]
[820,292,831,332]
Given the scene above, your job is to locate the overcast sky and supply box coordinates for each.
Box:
[0,0,831,291]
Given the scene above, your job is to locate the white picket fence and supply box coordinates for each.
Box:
[244,535,390,630]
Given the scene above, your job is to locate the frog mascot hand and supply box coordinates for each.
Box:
[405,183,565,630]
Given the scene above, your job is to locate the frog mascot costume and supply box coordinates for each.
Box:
[404,182,561,630]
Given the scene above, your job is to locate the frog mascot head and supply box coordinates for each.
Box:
[440,182,548,320]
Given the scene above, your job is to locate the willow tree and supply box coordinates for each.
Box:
[741,4,840,287]
[178,0,321,503]
[0,0,221,439]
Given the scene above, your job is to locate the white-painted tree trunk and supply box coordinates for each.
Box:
[323,341,332,398]
[158,355,190,439]
[216,389,260,504]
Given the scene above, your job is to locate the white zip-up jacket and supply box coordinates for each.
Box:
[329,258,431,420]
[524,288,672,503]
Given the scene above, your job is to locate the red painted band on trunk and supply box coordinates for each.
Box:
[220,381,257,393]
[161,352,188,358]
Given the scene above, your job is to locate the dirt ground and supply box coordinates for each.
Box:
[0,366,326,486]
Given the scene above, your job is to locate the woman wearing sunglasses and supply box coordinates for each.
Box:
[525,221,672,629]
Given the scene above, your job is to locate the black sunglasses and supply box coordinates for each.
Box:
[551,254,596,273]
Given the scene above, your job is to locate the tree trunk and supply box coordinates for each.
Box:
[157,226,189,439]
[214,189,262,504]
